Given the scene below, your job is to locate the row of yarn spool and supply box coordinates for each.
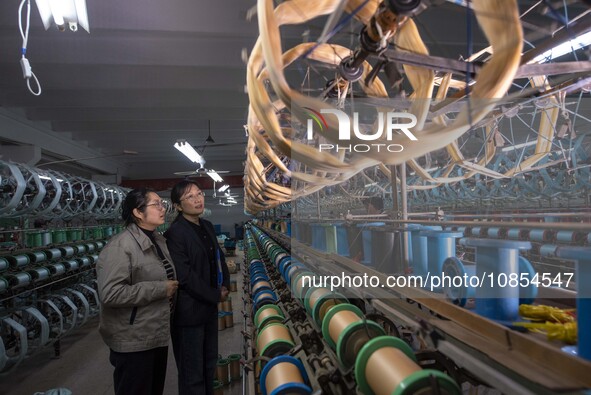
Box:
[17,226,122,248]
[0,220,118,373]
[244,230,307,395]
[0,241,106,294]
[247,224,462,395]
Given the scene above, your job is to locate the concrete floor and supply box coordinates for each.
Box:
[0,252,246,395]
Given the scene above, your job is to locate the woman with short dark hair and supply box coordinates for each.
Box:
[165,180,230,395]
[96,188,179,395]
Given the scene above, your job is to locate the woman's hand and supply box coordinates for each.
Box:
[220,286,229,302]
[166,280,179,298]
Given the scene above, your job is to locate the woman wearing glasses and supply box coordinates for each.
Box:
[165,180,230,395]
[96,188,179,395]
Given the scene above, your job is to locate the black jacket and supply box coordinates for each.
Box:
[165,216,230,326]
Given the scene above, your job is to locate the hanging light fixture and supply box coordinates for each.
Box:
[207,170,223,183]
[35,0,90,33]
[174,140,204,165]
[174,139,223,182]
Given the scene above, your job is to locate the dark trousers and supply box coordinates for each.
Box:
[172,320,218,395]
[109,346,168,395]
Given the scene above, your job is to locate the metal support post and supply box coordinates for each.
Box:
[316,191,321,219]
[389,165,399,217]
[400,162,409,272]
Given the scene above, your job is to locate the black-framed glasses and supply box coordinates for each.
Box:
[146,201,167,210]
[180,192,205,202]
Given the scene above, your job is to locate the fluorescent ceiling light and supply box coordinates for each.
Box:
[533,31,591,63]
[174,140,204,165]
[207,170,223,183]
[74,0,89,32]
[36,0,90,32]
[48,0,65,26]
[218,184,230,193]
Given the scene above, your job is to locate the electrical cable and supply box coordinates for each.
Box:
[18,0,42,96]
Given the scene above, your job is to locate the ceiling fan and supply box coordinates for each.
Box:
[173,124,232,181]
[194,120,247,150]
[173,161,229,180]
